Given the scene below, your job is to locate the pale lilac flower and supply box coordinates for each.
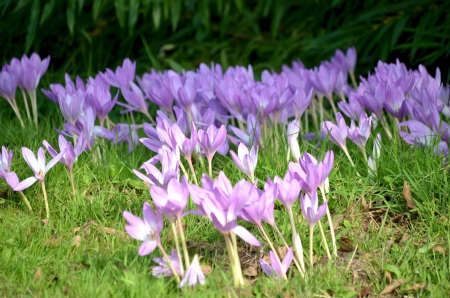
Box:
[398,120,448,155]
[42,134,84,173]
[119,82,150,117]
[152,249,181,278]
[123,202,163,256]
[58,89,85,126]
[108,123,141,152]
[101,58,136,90]
[0,146,13,178]
[229,143,258,182]
[150,177,189,222]
[19,53,50,92]
[300,191,328,226]
[179,255,205,288]
[347,112,372,148]
[20,147,65,186]
[260,247,293,279]
[322,112,348,150]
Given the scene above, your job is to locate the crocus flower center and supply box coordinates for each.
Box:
[37,170,45,179]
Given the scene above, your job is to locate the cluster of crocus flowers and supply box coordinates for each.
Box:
[0,145,64,218]
[0,53,50,128]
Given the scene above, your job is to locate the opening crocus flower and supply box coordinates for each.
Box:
[123,202,163,256]
[229,143,258,183]
[179,255,205,288]
[100,58,136,90]
[152,249,182,278]
[287,119,301,162]
[198,124,227,176]
[300,191,328,227]
[0,146,13,178]
[150,177,189,223]
[260,247,293,279]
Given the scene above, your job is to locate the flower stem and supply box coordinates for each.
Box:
[157,242,181,283]
[18,191,33,212]
[41,181,50,219]
[171,222,185,276]
[186,156,198,185]
[20,88,31,121]
[259,225,287,279]
[317,220,332,260]
[29,90,38,129]
[272,223,302,272]
[207,157,213,178]
[309,225,314,268]
[224,234,239,287]
[230,232,244,286]
[287,208,306,276]
[319,186,337,257]
[177,218,191,269]
[69,168,76,197]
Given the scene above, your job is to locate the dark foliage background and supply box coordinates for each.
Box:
[1,0,449,81]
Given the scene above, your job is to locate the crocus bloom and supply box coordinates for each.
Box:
[150,177,189,222]
[322,112,348,150]
[347,112,372,148]
[58,89,85,125]
[123,202,163,256]
[300,191,328,226]
[398,120,448,155]
[101,58,136,90]
[229,143,258,182]
[20,147,65,186]
[271,174,302,210]
[179,255,205,288]
[19,53,50,92]
[198,124,228,161]
[0,146,13,178]
[4,171,36,191]
[260,247,293,279]
[152,249,182,278]
[43,134,84,172]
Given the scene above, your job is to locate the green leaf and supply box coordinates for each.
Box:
[171,0,181,30]
[152,1,162,30]
[67,0,77,36]
[384,264,401,277]
[77,0,84,13]
[114,0,126,28]
[199,0,210,31]
[418,242,438,253]
[92,0,103,21]
[391,16,408,48]
[40,0,55,25]
[128,0,140,35]
[141,35,161,69]
[164,58,183,73]
[25,0,40,53]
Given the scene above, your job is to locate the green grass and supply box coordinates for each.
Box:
[1,89,450,297]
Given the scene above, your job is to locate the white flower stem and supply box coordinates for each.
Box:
[317,221,332,260]
[319,186,337,257]
[230,232,244,286]
[18,191,33,212]
[170,222,185,276]
[177,218,191,269]
[309,225,314,268]
[20,88,31,121]
[69,168,76,197]
[287,208,306,276]
[41,181,50,219]
[207,157,213,178]
[29,90,38,128]
[186,156,198,185]
[224,234,240,287]
[273,223,302,272]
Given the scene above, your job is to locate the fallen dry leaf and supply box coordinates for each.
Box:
[40,218,49,226]
[200,264,212,276]
[385,270,392,285]
[333,215,344,230]
[361,195,368,210]
[102,227,128,239]
[379,279,408,295]
[403,283,428,291]
[359,284,372,297]
[243,265,258,277]
[34,267,42,281]
[73,227,81,233]
[72,235,81,247]
[431,246,446,254]
[275,246,288,259]
[402,181,417,209]
[262,255,270,264]
[338,237,354,252]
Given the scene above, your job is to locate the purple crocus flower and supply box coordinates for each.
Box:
[150,177,189,223]
[271,173,302,210]
[179,255,205,288]
[123,202,163,256]
[0,146,13,178]
[0,68,24,127]
[322,112,348,150]
[229,143,258,182]
[298,151,334,192]
[347,112,372,152]
[260,247,293,279]
[198,124,228,175]
[42,134,84,172]
[108,123,142,152]
[300,191,328,226]
[168,72,197,113]
[19,53,50,92]
[119,81,153,121]
[152,249,182,278]
[398,120,448,155]
[77,105,114,149]
[88,84,118,127]
[58,89,85,126]
[101,58,136,90]
[308,64,337,101]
